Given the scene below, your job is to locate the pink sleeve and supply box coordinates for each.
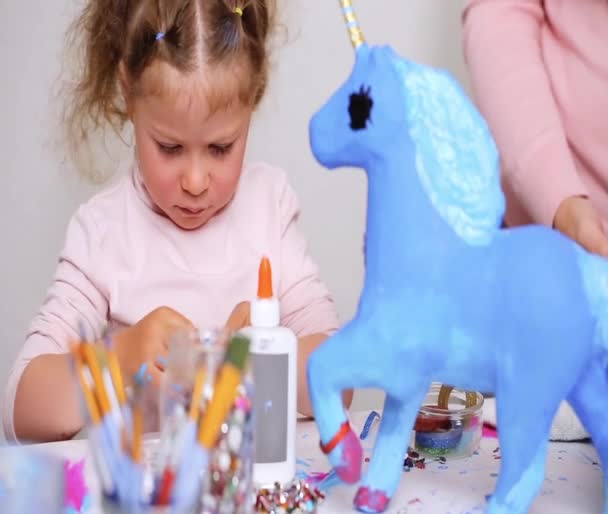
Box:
[2,206,109,441]
[462,0,587,226]
[276,178,340,338]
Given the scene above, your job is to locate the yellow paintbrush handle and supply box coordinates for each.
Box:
[197,364,240,448]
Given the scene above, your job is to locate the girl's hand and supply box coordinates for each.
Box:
[113,306,194,386]
[554,196,608,257]
[224,301,251,333]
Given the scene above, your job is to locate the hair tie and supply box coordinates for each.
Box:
[233,6,244,16]
[155,31,165,41]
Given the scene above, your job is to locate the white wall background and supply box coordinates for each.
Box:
[0,1,469,415]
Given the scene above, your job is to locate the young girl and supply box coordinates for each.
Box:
[3,0,342,443]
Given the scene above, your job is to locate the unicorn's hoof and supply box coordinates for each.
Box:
[334,428,363,483]
[354,486,390,513]
[321,423,362,484]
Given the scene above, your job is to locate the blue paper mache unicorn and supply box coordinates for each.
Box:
[306,2,608,513]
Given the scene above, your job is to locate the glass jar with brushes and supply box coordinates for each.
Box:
[72,327,254,514]
[159,328,256,514]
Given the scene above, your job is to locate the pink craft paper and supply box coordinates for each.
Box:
[482,423,498,439]
[64,459,88,511]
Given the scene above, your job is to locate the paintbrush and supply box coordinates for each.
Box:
[155,365,206,505]
[171,334,251,508]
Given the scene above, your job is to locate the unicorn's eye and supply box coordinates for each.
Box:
[348,85,373,130]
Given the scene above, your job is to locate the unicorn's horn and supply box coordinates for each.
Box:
[340,0,365,49]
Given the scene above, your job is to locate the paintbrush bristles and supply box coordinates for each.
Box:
[223,334,251,371]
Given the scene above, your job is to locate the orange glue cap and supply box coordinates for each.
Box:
[257,256,273,299]
[251,256,280,327]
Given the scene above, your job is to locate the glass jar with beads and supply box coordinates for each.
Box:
[159,328,256,514]
[410,382,484,460]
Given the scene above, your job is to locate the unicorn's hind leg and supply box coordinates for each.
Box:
[307,322,378,484]
[487,388,561,514]
[354,389,428,514]
[568,360,608,514]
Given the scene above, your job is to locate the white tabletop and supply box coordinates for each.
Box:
[6,411,604,513]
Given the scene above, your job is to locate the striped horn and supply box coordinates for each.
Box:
[339,0,365,49]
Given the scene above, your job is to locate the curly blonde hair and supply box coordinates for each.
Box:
[62,0,276,180]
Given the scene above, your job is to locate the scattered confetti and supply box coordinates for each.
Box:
[359,411,381,440]
[492,447,501,460]
[577,451,599,466]
[403,447,426,471]
[482,423,498,438]
[300,471,329,483]
[255,480,324,513]
[296,470,310,480]
[316,470,342,492]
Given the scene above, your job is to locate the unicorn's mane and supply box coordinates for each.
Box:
[394,58,505,246]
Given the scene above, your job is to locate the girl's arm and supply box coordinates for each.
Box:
[462,0,587,226]
[225,303,351,417]
[275,175,352,417]
[13,352,85,442]
[6,208,108,442]
[296,333,353,417]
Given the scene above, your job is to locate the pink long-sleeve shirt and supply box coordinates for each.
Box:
[2,161,339,441]
[463,0,608,227]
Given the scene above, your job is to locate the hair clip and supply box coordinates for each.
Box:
[233,6,244,16]
[155,31,165,41]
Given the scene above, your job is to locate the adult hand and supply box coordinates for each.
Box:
[553,196,608,257]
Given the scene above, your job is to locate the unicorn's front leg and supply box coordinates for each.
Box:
[307,324,374,483]
[355,388,428,513]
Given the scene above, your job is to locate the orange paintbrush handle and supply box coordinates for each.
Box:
[106,349,126,405]
[132,406,143,462]
[70,345,101,424]
[189,368,205,420]
[81,343,111,415]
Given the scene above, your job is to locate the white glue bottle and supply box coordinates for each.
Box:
[240,256,297,487]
